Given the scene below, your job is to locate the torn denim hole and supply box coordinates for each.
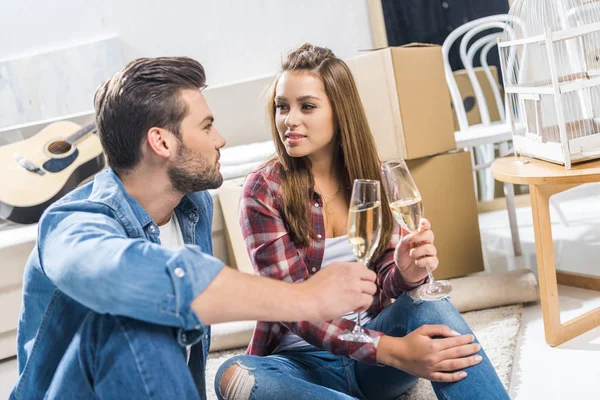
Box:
[222,362,256,400]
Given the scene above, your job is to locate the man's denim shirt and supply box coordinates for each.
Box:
[10,169,225,399]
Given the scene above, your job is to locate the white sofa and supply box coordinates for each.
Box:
[0,74,276,360]
[0,223,36,359]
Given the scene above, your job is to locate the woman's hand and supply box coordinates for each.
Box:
[376,327,482,382]
[394,218,439,284]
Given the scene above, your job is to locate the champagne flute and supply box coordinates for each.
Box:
[381,159,452,301]
[338,179,382,343]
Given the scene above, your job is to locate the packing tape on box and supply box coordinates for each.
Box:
[447,269,539,313]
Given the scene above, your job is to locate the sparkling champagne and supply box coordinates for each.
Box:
[348,201,382,262]
[389,197,423,232]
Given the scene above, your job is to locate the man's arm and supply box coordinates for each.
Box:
[192,262,376,326]
[40,207,223,330]
[40,206,375,331]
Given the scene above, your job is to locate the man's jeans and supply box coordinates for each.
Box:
[44,312,199,399]
[215,294,510,400]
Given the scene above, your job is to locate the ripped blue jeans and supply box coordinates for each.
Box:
[215,293,509,400]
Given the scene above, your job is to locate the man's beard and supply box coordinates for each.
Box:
[167,144,223,194]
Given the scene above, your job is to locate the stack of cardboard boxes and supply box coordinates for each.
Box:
[346,44,484,279]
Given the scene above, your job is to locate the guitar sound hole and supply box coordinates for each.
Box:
[48,141,72,155]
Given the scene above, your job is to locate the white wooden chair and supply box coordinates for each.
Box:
[442,15,523,256]
[462,31,508,202]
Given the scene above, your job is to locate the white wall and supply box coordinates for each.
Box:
[0,0,373,87]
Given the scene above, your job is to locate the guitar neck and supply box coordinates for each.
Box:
[66,122,96,144]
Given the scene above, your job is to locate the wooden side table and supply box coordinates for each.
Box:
[492,157,600,346]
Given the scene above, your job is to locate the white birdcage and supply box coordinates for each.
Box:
[498,0,600,168]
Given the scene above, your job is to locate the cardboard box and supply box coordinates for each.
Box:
[407,150,484,279]
[452,66,502,132]
[218,178,255,275]
[345,44,456,161]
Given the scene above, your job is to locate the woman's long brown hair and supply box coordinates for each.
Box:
[267,43,393,263]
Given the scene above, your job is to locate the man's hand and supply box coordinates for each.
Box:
[296,262,377,321]
[376,325,482,382]
[192,263,375,326]
[394,218,439,283]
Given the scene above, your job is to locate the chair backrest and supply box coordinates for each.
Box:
[478,35,506,122]
[459,21,514,127]
[442,14,516,132]
[449,31,507,127]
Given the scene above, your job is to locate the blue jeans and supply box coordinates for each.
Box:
[215,294,509,400]
[43,312,200,399]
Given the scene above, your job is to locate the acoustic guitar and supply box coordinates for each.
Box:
[0,121,105,224]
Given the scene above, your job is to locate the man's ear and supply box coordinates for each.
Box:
[146,127,176,159]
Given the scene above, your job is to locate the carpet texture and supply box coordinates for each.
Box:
[205,304,523,399]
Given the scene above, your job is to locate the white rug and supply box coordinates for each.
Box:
[205,304,523,399]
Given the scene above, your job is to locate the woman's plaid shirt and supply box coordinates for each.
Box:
[240,161,420,365]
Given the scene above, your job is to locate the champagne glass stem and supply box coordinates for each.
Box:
[414,228,436,289]
[353,257,370,333]
[425,265,437,291]
[353,313,363,334]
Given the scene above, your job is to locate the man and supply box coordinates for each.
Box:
[10,57,376,399]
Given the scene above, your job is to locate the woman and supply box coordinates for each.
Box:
[215,44,508,400]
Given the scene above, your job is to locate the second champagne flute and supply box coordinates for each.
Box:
[338,179,382,343]
[381,159,452,301]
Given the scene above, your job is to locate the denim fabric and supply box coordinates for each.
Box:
[215,294,509,400]
[11,169,224,400]
[44,312,201,399]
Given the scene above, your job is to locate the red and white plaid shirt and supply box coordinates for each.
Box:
[240,161,420,365]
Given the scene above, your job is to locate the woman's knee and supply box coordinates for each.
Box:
[217,357,257,400]
[402,296,471,333]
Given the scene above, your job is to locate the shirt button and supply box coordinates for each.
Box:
[190,212,197,219]
[174,267,185,278]
[314,203,319,208]
[316,234,322,239]
[311,267,317,272]
[181,333,187,341]
[149,225,156,233]
[194,325,201,330]
[442,1,449,9]
[204,334,209,340]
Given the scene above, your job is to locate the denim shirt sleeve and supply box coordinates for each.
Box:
[38,205,224,333]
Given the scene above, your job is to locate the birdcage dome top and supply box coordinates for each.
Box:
[502,0,600,41]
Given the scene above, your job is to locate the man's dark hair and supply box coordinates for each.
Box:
[94,57,206,174]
